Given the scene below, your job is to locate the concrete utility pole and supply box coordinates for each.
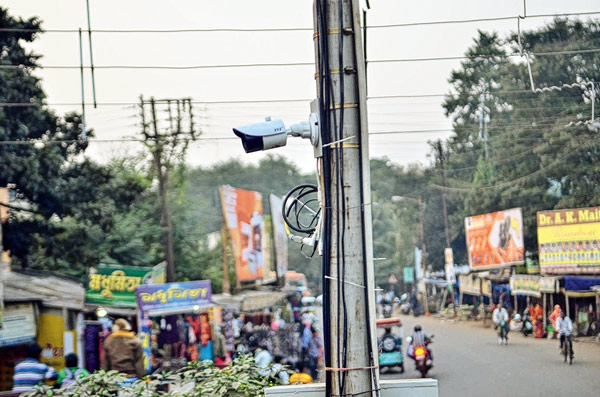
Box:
[313,1,379,395]
[140,96,196,283]
[416,197,429,315]
[435,141,451,248]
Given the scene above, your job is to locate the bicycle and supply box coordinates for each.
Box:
[561,335,574,364]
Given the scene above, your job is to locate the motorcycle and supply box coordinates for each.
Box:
[406,335,434,378]
[383,302,393,318]
[399,293,411,315]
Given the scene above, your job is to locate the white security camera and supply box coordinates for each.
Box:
[233,114,319,153]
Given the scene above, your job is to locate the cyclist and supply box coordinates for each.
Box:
[556,310,574,359]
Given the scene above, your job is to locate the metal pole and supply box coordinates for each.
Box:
[313,1,378,395]
[417,197,429,315]
[78,28,86,139]
[85,0,97,108]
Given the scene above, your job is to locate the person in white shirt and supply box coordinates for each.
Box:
[492,302,510,345]
[556,311,573,358]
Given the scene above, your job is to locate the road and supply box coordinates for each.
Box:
[381,313,600,396]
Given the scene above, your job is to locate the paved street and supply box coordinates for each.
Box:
[382,314,600,396]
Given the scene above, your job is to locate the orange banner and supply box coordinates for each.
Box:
[220,186,264,282]
[465,208,524,270]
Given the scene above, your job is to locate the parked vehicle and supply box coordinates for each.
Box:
[382,303,393,318]
[376,318,404,373]
[400,293,411,315]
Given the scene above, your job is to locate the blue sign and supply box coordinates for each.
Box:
[403,267,414,284]
[136,280,212,316]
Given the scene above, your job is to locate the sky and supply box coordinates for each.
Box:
[3,0,599,172]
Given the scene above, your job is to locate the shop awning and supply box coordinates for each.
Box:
[564,276,600,292]
[213,290,287,312]
[3,270,84,310]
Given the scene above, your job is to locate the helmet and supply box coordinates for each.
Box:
[414,325,422,332]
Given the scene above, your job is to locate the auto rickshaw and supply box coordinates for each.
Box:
[376,317,404,373]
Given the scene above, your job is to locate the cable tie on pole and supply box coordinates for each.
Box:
[323,135,356,147]
[330,103,358,110]
[325,365,379,372]
[324,276,366,289]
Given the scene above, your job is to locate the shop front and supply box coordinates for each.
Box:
[0,270,84,392]
[561,276,600,336]
[83,264,165,372]
[135,280,216,374]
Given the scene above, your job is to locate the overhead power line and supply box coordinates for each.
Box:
[1,11,599,34]
[3,47,599,71]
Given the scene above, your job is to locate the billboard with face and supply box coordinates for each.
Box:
[465,208,524,270]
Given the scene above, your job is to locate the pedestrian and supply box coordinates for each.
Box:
[289,361,313,384]
[300,321,312,366]
[12,343,58,393]
[57,353,90,389]
[213,326,228,366]
[101,318,145,379]
[492,302,510,344]
[272,355,290,385]
[306,326,322,381]
[549,304,562,338]
[250,338,273,377]
[533,303,544,338]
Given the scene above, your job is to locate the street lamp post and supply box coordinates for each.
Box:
[392,195,429,315]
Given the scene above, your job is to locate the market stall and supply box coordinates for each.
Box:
[136,280,217,373]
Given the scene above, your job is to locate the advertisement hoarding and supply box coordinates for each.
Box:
[220,186,265,282]
[444,248,456,284]
[510,275,541,298]
[537,207,600,275]
[0,303,36,347]
[136,280,212,317]
[458,274,481,296]
[86,265,155,307]
[465,208,525,271]
[269,194,288,278]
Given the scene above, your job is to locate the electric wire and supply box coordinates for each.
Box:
[2,10,599,34]
[2,46,599,70]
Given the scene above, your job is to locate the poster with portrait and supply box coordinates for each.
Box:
[465,208,524,270]
[220,185,264,282]
[537,207,600,275]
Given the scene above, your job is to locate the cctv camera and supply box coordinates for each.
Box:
[233,117,288,153]
[233,112,320,154]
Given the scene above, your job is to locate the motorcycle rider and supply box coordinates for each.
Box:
[556,310,574,359]
[492,302,509,345]
[407,325,433,366]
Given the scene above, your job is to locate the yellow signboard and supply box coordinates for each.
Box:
[537,207,600,275]
[37,314,65,370]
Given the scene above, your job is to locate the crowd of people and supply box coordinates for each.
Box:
[231,312,323,384]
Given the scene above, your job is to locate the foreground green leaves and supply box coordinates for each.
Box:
[23,355,284,397]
